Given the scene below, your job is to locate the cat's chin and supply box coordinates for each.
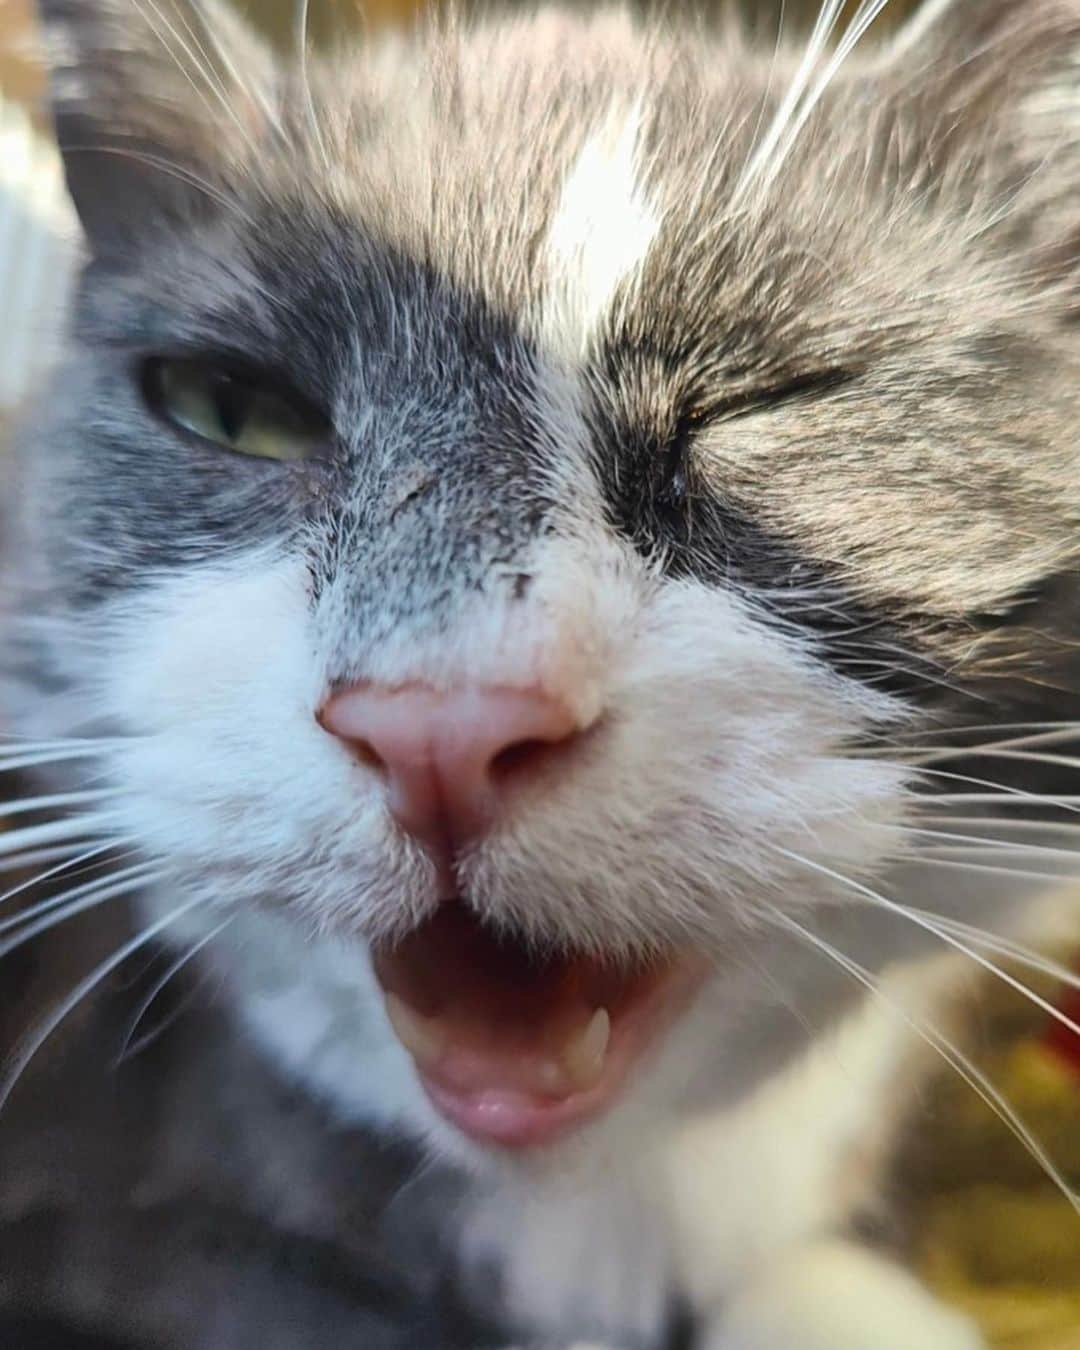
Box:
[371,900,710,1150]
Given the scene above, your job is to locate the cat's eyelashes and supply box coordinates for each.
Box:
[655,410,702,518]
[704,368,856,424]
[140,358,330,462]
[654,370,854,521]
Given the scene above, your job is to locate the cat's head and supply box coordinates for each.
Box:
[5,0,1080,1157]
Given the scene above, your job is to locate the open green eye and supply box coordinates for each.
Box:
[143,358,329,461]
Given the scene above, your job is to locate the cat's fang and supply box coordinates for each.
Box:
[561,1006,611,1091]
[384,992,446,1068]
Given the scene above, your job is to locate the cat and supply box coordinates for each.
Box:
[3,0,1080,1345]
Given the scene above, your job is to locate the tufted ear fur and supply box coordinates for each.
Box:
[881,0,1080,283]
[887,0,1080,151]
[37,0,276,254]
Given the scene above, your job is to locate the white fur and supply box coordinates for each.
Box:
[9,4,1071,1345]
[46,508,939,1343]
[541,102,662,361]
[708,1240,983,1350]
[666,992,923,1308]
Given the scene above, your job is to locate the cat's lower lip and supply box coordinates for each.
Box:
[372,902,707,1148]
[419,1075,626,1148]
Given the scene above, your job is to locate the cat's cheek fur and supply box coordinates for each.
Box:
[92,534,909,953]
[84,534,911,1143]
[98,554,367,863]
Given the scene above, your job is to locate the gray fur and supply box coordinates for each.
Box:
[3,1,1080,1346]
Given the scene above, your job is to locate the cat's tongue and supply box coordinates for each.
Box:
[372,903,703,1148]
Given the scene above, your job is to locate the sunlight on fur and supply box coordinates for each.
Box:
[0,1,1078,1347]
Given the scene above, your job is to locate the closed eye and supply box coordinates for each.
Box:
[704,368,855,423]
[656,368,855,521]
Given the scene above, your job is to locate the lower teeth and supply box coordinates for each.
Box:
[382,993,612,1095]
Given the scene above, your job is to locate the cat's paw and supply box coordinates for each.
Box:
[702,1240,984,1350]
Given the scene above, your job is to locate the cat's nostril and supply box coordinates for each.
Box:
[344,736,388,777]
[490,736,561,781]
[318,682,586,867]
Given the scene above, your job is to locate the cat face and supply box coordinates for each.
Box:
[6,0,1080,1153]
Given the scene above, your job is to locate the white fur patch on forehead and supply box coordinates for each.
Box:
[541,101,662,362]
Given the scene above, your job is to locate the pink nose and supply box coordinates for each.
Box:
[318,682,582,886]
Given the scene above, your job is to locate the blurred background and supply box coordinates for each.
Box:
[0,2,1077,1348]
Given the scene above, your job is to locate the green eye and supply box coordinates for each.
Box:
[143,359,328,461]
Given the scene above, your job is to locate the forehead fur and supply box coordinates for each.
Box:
[29,0,1080,698]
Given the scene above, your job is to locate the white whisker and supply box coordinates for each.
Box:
[0,845,90,876]
[905,764,1080,815]
[886,745,1080,771]
[0,816,123,860]
[131,0,260,158]
[952,726,1080,754]
[0,750,108,774]
[0,895,208,1114]
[0,737,115,755]
[892,855,1080,884]
[0,841,125,915]
[0,860,157,938]
[196,0,285,142]
[296,0,329,170]
[58,146,257,226]
[0,788,119,819]
[735,0,847,202]
[736,0,894,202]
[0,866,164,960]
[115,916,232,1064]
[899,824,1080,862]
[892,721,1080,744]
[756,900,1079,1216]
[911,912,1080,995]
[917,796,1080,812]
[778,846,1080,1042]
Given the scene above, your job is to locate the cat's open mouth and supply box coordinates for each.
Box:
[371,901,707,1148]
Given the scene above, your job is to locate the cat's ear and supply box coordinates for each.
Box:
[37,0,276,254]
[885,0,1080,215]
[887,0,1080,132]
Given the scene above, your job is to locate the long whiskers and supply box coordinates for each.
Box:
[115,917,232,1064]
[735,0,894,202]
[0,840,130,917]
[885,822,1080,862]
[130,0,261,158]
[0,738,123,776]
[777,845,1080,1038]
[909,911,1080,996]
[0,895,209,1114]
[0,815,126,861]
[735,0,847,201]
[0,788,120,820]
[196,0,286,144]
[880,762,1080,816]
[0,844,97,876]
[756,899,1080,1216]
[0,863,166,962]
[296,0,329,169]
[57,146,257,227]
[899,724,1080,755]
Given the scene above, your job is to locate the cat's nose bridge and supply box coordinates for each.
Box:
[318,682,588,892]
